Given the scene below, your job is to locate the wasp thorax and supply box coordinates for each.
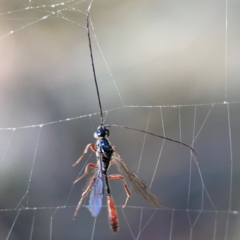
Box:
[94,126,110,138]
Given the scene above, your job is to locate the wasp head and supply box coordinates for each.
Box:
[94,126,110,138]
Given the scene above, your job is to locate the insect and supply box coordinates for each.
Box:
[72,2,199,233]
[72,128,132,232]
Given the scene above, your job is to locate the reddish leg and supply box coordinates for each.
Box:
[73,176,96,220]
[107,160,114,169]
[108,174,131,208]
[73,143,96,167]
[73,163,97,184]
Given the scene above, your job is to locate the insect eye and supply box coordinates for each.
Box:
[94,126,110,138]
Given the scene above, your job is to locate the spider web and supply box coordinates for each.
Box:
[0,0,240,239]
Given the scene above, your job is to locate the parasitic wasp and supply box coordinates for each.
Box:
[72,1,199,233]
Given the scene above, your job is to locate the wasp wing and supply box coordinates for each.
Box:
[83,158,104,217]
[112,151,160,207]
[82,167,97,191]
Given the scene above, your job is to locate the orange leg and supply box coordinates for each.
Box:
[108,174,131,208]
[73,176,96,220]
[108,160,114,169]
[73,163,97,184]
[72,143,96,167]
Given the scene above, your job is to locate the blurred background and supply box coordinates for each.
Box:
[0,0,240,239]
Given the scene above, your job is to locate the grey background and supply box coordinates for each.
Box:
[0,0,240,239]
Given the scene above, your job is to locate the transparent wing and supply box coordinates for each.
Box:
[88,173,104,217]
[88,159,104,217]
[83,167,97,191]
[112,151,160,207]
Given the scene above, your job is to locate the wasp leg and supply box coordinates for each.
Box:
[73,163,97,184]
[73,176,96,220]
[108,174,131,208]
[107,160,114,170]
[73,143,96,167]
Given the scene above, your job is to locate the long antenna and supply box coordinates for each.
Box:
[87,2,200,166]
[105,124,199,166]
[87,4,104,126]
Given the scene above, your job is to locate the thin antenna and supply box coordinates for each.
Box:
[106,124,199,165]
[87,3,104,126]
[87,1,199,166]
